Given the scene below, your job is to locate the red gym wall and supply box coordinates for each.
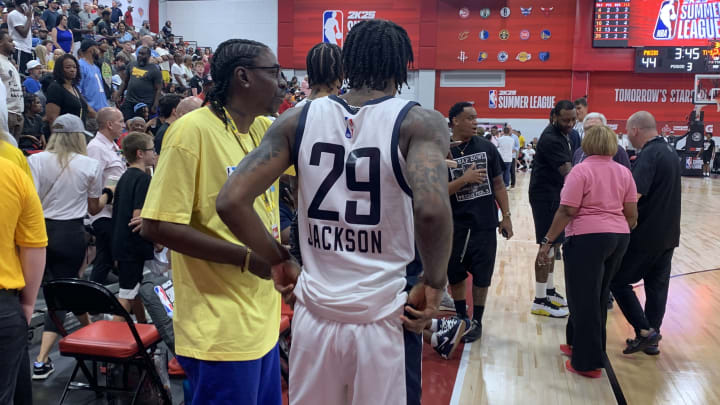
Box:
[277,0,720,128]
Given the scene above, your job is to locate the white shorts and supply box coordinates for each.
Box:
[289,302,408,405]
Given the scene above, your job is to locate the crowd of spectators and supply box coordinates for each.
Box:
[0,0,214,153]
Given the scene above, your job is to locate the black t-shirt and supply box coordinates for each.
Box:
[703,139,716,158]
[46,81,89,123]
[188,75,203,95]
[630,136,681,250]
[154,122,170,154]
[448,136,504,230]
[112,167,154,262]
[125,62,162,105]
[67,12,83,42]
[96,20,111,36]
[529,124,572,202]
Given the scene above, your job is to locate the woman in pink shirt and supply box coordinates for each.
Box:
[535,125,638,379]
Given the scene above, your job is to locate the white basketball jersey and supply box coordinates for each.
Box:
[293,95,417,323]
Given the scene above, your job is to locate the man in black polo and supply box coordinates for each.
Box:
[443,101,513,342]
[611,111,681,355]
[528,100,575,318]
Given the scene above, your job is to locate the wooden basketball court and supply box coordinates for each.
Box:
[452,172,720,405]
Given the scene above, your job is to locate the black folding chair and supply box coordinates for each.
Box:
[43,279,171,405]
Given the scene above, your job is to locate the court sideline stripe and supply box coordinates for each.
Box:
[602,267,720,404]
[449,342,472,405]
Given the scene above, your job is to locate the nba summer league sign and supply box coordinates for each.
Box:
[632,0,720,45]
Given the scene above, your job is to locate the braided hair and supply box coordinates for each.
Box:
[306,42,343,88]
[206,38,269,125]
[342,19,414,92]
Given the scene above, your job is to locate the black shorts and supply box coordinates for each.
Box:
[447,228,497,287]
[118,260,145,299]
[703,154,712,164]
[530,199,565,245]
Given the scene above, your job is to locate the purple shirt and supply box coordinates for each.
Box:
[561,155,637,236]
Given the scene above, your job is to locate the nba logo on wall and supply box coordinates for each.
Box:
[323,10,344,46]
[489,90,497,109]
[653,0,679,40]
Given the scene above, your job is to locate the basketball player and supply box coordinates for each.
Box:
[217,19,453,404]
[294,42,343,108]
[700,132,715,177]
[528,101,575,318]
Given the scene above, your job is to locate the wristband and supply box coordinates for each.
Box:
[102,188,114,205]
[243,249,252,272]
[541,236,552,245]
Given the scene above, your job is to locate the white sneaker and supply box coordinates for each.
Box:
[439,291,456,312]
[547,289,568,307]
[531,298,569,318]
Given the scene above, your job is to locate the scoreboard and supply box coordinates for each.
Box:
[635,45,720,73]
[593,1,631,47]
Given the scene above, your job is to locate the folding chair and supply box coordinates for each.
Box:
[43,279,171,405]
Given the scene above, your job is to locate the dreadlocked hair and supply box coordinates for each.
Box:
[342,19,414,92]
[206,38,269,126]
[306,42,343,88]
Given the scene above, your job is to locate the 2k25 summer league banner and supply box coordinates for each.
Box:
[436,0,576,70]
[629,0,720,47]
[435,71,571,119]
[288,0,420,68]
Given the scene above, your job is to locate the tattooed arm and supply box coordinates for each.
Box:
[400,107,452,291]
[216,107,301,266]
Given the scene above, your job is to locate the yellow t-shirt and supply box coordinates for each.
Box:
[519,135,526,148]
[141,106,281,361]
[0,140,32,184]
[0,157,48,289]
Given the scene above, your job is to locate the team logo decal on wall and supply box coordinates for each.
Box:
[500,7,511,18]
[458,31,470,40]
[458,50,468,63]
[322,11,344,46]
[459,7,470,19]
[516,52,532,62]
[499,29,510,40]
[478,51,488,62]
[479,30,489,40]
[498,51,509,62]
[480,8,490,18]
[489,90,497,109]
[539,51,550,61]
[521,7,532,16]
[541,29,551,40]
[540,6,555,16]
[520,30,530,40]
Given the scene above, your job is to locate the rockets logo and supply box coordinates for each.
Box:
[489,90,497,109]
[323,10,344,46]
[540,6,554,16]
[458,31,470,40]
[458,50,468,63]
[521,7,532,16]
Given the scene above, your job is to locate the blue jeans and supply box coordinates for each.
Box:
[177,343,282,405]
[503,162,512,187]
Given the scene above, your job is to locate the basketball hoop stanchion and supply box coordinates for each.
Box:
[679,78,712,176]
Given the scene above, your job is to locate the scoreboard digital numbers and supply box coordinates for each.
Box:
[593,1,631,47]
[635,46,720,73]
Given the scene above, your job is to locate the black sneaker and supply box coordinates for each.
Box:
[627,334,662,355]
[462,319,482,343]
[433,317,467,360]
[33,358,55,380]
[623,330,660,354]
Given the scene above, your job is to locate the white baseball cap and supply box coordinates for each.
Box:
[26,60,41,71]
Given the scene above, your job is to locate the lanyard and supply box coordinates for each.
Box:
[223,108,274,214]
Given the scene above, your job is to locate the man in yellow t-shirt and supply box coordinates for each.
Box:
[0,157,47,404]
[140,39,286,405]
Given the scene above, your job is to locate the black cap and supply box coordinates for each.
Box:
[80,38,98,52]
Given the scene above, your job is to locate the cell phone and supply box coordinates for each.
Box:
[546,247,555,258]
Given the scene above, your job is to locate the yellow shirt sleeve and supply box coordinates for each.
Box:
[15,166,47,248]
[141,143,199,224]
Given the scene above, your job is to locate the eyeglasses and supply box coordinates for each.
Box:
[140,148,156,153]
[245,64,285,81]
